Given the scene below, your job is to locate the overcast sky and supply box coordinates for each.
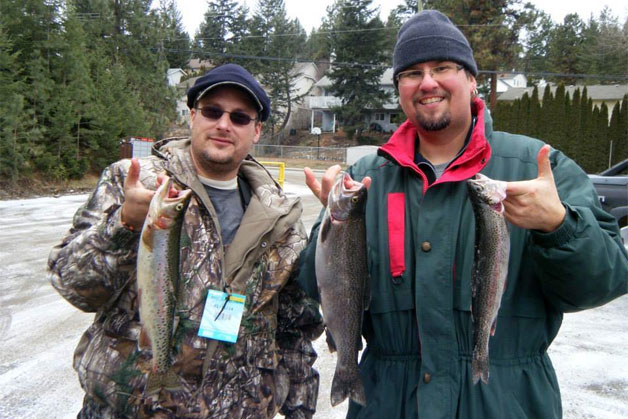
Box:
[175,0,628,36]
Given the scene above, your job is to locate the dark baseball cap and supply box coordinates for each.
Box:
[186,64,270,122]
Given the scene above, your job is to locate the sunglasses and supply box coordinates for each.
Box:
[196,106,259,126]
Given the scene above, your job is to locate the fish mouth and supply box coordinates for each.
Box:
[468,174,507,211]
[328,172,366,221]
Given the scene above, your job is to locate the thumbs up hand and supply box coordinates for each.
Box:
[504,145,566,232]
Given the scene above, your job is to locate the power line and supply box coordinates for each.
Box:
[170,22,509,42]
[157,47,628,81]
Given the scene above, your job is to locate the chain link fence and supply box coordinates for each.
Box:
[251,144,347,163]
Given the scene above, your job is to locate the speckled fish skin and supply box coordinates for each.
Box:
[315,173,369,406]
[467,173,510,385]
[137,176,191,392]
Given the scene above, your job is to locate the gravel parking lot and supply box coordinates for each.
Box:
[0,169,626,418]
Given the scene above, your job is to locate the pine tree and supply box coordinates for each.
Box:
[565,88,581,162]
[519,7,554,80]
[612,96,628,167]
[546,14,585,84]
[434,0,527,108]
[245,0,307,140]
[158,0,191,68]
[0,23,28,184]
[528,86,541,138]
[326,0,389,136]
[194,0,248,67]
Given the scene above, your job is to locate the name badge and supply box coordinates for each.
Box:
[198,290,246,343]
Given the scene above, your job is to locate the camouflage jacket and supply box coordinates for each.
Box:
[48,138,324,418]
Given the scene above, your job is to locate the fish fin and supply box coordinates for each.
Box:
[331,367,366,407]
[325,329,337,353]
[490,317,498,336]
[472,350,490,385]
[172,315,180,337]
[139,327,151,350]
[145,368,181,395]
[320,215,331,243]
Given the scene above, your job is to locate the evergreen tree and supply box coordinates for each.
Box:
[194,0,249,67]
[157,0,191,68]
[567,88,583,161]
[578,9,628,83]
[546,14,585,84]
[612,96,628,167]
[385,0,419,55]
[539,84,554,144]
[550,85,567,152]
[326,0,389,135]
[519,8,554,80]
[527,86,541,138]
[247,0,307,140]
[0,23,28,184]
[433,0,528,108]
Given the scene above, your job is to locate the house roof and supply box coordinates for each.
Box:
[498,84,628,102]
[188,59,213,71]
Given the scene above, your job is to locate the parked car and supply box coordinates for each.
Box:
[588,158,628,227]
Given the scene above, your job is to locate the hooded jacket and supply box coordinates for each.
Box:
[49,138,324,418]
[299,98,627,418]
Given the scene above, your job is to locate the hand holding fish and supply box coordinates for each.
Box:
[304,165,371,207]
[121,158,170,231]
[504,145,566,232]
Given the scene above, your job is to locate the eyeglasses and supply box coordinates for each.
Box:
[196,106,259,126]
[396,64,464,86]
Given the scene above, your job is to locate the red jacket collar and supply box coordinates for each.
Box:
[378,97,491,193]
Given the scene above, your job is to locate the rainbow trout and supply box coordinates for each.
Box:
[315,173,369,406]
[137,176,191,394]
[467,173,510,385]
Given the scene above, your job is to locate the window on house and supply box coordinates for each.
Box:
[375,113,385,121]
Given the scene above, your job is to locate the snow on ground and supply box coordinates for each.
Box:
[0,182,626,418]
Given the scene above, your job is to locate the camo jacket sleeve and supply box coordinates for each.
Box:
[276,268,325,418]
[47,159,152,312]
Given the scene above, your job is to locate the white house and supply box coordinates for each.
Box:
[309,67,401,133]
[167,68,186,87]
[496,73,528,93]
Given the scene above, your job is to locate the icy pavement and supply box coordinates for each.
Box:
[0,186,626,419]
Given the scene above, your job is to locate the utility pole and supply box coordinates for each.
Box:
[418,1,423,12]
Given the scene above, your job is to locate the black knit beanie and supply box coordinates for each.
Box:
[393,10,478,85]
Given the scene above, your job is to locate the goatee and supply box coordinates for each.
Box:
[416,112,451,131]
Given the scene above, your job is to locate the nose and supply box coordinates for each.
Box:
[215,111,231,130]
[418,71,439,90]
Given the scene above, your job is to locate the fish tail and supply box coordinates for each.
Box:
[145,367,181,395]
[331,368,366,407]
[472,350,490,385]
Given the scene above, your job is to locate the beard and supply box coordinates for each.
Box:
[415,110,451,131]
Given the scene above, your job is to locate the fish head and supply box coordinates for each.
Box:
[467,173,507,213]
[327,173,367,222]
[146,176,192,230]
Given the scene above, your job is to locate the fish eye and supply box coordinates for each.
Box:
[351,195,359,203]
[175,203,184,211]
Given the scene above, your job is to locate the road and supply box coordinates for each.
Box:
[0,168,626,418]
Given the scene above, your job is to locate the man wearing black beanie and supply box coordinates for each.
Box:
[301,9,628,419]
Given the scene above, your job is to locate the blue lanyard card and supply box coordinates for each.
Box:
[198,290,246,343]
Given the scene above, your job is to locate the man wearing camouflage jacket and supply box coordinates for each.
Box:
[48,64,323,418]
